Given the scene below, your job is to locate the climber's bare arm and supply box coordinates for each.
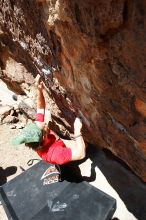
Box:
[63,118,86,161]
[35,75,45,129]
[35,75,45,110]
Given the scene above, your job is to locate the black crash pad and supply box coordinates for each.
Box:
[0,161,116,220]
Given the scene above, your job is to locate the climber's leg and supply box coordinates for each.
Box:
[63,137,86,161]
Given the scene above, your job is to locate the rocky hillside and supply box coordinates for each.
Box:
[0,0,146,182]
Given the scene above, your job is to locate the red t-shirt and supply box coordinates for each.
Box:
[35,113,72,165]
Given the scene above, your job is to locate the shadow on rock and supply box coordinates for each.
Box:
[87,144,146,220]
[0,166,17,186]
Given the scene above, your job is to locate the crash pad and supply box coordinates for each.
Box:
[0,161,116,220]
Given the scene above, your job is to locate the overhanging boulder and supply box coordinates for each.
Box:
[0,0,146,182]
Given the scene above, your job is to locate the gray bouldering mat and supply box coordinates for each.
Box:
[0,161,116,220]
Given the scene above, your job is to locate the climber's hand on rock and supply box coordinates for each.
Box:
[35,74,44,90]
[74,117,82,135]
[38,81,44,90]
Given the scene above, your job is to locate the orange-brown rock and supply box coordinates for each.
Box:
[0,0,146,182]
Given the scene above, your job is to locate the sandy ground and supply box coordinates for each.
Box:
[0,124,41,220]
[0,80,146,220]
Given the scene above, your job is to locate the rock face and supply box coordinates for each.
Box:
[0,0,146,182]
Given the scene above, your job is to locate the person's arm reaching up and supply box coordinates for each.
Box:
[36,75,45,110]
[72,117,86,160]
[35,75,45,129]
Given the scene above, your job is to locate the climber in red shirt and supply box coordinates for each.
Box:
[12,75,86,165]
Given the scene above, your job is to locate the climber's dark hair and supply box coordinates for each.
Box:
[25,142,42,150]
